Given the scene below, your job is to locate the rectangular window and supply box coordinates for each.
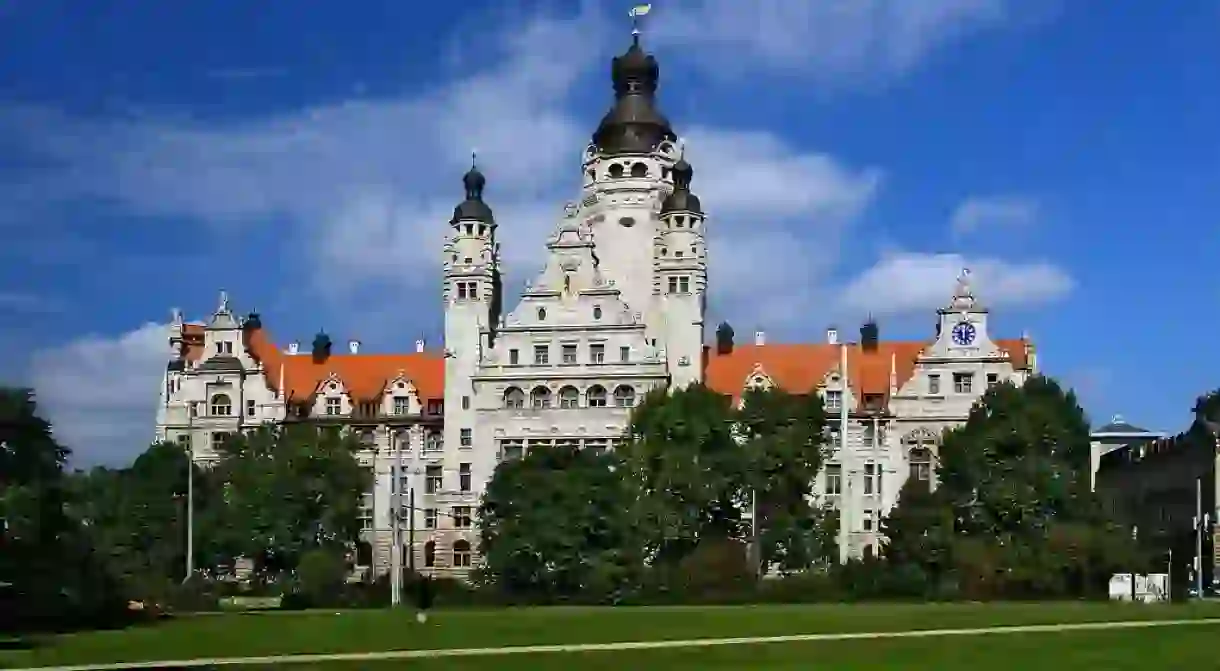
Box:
[928,374,941,395]
[509,349,519,365]
[590,343,605,364]
[210,432,230,452]
[462,395,471,410]
[453,506,472,529]
[424,430,443,453]
[562,344,577,364]
[246,399,256,417]
[425,465,442,494]
[424,508,437,529]
[825,390,842,412]
[459,463,471,492]
[986,373,999,387]
[862,422,876,445]
[499,439,524,461]
[619,346,630,363]
[584,438,608,455]
[326,397,341,416]
[667,277,678,294]
[864,463,878,495]
[460,428,472,448]
[863,509,874,532]
[826,464,842,496]
[457,283,468,299]
[426,399,444,415]
[469,282,479,300]
[678,276,690,293]
[393,396,410,415]
[533,344,549,365]
[953,372,973,394]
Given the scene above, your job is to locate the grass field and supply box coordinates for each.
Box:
[4,602,1220,669]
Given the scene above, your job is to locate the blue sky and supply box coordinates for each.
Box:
[2,0,1218,465]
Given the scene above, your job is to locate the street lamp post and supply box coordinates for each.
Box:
[184,401,198,583]
[390,430,402,607]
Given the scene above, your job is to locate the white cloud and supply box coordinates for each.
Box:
[650,0,1013,83]
[29,323,169,465]
[950,194,1040,235]
[838,251,1073,318]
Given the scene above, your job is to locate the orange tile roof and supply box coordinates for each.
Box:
[183,320,1028,408]
[704,339,1030,403]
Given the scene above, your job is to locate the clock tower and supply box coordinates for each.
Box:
[926,269,1002,358]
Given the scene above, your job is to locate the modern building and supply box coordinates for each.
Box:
[1089,415,1166,492]
[1096,407,1220,595]
[154,32,1037,577]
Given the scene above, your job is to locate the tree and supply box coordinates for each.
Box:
[478,442,642,600]
[207,425,370,576]
[0,388,125,630]
[68,442,215,598]
[620,384,744,565]
[737,387,837,574]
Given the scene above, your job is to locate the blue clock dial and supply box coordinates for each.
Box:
[950,321,977,346]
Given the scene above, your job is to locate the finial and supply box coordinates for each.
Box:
[629,4,652,43]
[217,290,229,313]
[470,149,478,169]
[171,307,183,325]
[677,136,686,160]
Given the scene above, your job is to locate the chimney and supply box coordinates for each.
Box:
[287,341,300,355]
[754,330,766,346]
[415,339,426,353]
[826,326,838,345]
[348,339,360,354]
[861,319,879,353]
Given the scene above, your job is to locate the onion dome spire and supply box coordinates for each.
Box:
[450,151,494,225]
[660,142,702,215]
[592,32,676,155]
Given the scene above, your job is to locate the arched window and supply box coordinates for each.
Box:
[559,386,580,409]
[613,385,636,408]
[424,540,436,568]
[531,386,552,409]
[504,387,525,409]
[608,163,624,178]
[630,162,648,178]
[587,385,608,408]
[210,393,232,416]
[452,539,472,568]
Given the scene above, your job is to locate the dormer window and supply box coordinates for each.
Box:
[216,341,233,355]
[825,390,842,412]
[325,397,341,416]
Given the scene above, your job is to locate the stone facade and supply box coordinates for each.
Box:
[154,34,1038,576]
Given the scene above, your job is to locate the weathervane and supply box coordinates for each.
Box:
[629,3,652,40]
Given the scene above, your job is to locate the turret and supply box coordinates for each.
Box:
[653,148,707,387]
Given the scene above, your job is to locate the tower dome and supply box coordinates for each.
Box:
[591,35,676,156]
[660,156,702,214]
[450,158,494,225]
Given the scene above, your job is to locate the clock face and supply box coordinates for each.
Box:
[950,321,977,346]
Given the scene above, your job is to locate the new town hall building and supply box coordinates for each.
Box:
[155,34,1036,576]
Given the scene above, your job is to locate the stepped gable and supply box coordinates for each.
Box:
[704,339,1030,403]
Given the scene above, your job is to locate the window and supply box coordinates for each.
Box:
[559,386,579,408]
[426,399,444,415]
[587,385,608,408]
[825,464,842,495]
[245,399,256,417]
[986,373,999,387]
[326,397,341,416]
[825,390,842,412]
[509,348,520,365]
[393,396,410,415]
[862,422,876,445]
[216,341,233,355]
[425,465,442,494]
[453,506,472,528]
[909,447,933,485]
[533,344,549,365]
[630,162,648,178]
[457,283,467,299]
[593,306,602,320]
[953,372,973,394]
[452,539,472,568]
[678,276,690,293]
[619,346,630,363]
[424,430,443,453]
[357,429,376,447]
[562,344,577,364]
[531,386,552,409]
[424,540,436,567]
[590,343,605,364]
[863,509,875,532]
[210,393,232,416]
[613,385,636,408]
[585,438,609,455]
[460,428,472,447]
[667,277,678,294]
[504,387,525,409]
[462,395,470,410]
[459,463,471,491]
[424,508,438,529]
[863,394,884,411]
[864,463,880,496]
[209,432,231,453]
[928,374,941,395]
[537,307,547,320]
[499,439,524,460]
[468,282,479,300]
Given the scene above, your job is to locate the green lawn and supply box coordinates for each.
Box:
[261,626,1220,670]
[4,602,1220,669]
